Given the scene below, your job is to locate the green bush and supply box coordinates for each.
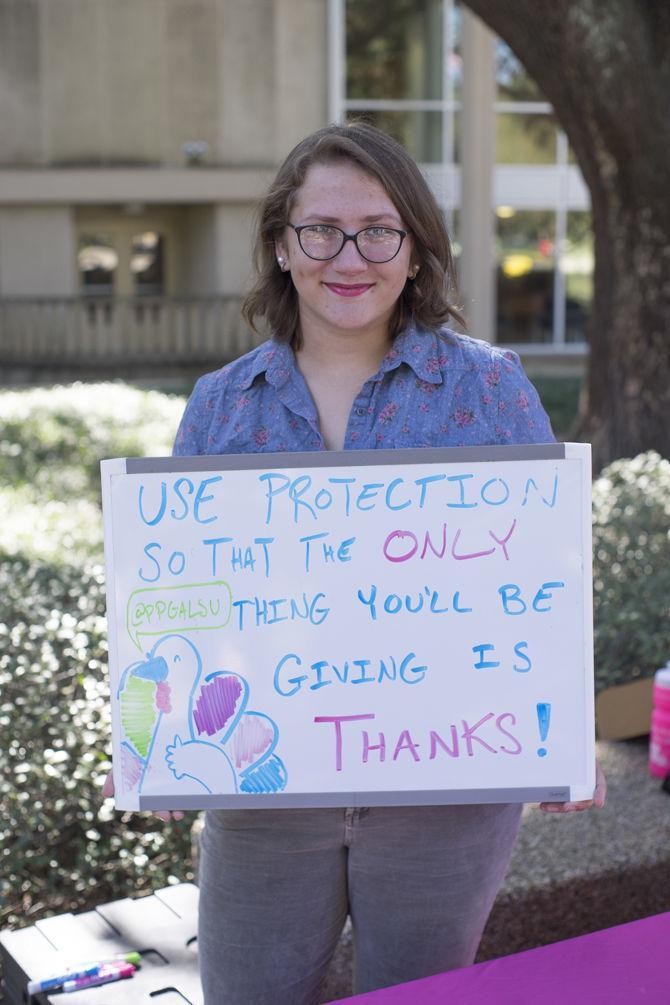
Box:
[0,384,193,930]
[0,382,184,503]
[0,553,195,930]
[593,451,670,692]
[0,487,103,565]
[0,383,184,565]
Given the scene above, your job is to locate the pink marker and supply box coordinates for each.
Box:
[62,962,136,992]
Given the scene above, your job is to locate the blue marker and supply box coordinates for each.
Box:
[27,965,99,995]
[26,952,141,995]
[62,961,136,992]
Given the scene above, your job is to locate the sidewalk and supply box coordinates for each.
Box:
[320,737,670,1002]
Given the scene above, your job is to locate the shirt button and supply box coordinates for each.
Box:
[355,407,366,416]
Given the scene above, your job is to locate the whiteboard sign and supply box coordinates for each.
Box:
[101,444,595,810]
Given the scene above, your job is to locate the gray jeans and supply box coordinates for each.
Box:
[198,803,522,1005]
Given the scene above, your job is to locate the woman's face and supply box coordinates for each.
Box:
[276,160,415,344]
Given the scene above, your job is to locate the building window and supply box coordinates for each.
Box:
[344,0,461,167]
[78,235,117,295]
[564,212,593,344]
[131,231,164,296]
[496,209,555,345]
[335,0,593,351]
[495,112,558,165]
[493,39,590,347]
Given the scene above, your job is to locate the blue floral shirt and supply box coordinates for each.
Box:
[173,325,554,455]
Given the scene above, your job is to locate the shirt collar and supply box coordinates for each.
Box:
[377,325,444,384]
[237,341,295,390]
[237,325,446,390]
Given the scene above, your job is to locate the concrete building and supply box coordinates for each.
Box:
[0,0,591,380]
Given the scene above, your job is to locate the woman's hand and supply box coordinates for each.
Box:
[102,769,185,822]
[539,759,607,813]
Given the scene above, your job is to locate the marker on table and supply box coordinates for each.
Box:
[62,962,136,993]
[26,966,99,996]
[26,954,141,995]
[82,951,141,969]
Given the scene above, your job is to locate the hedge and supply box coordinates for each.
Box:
[0,382,184,503]
[0,383,191,928]
[0,553,195,928]
[592,451,670,692]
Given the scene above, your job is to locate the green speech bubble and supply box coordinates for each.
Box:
[125,580,233,651]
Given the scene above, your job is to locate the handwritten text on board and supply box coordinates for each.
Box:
[103,450,594,809]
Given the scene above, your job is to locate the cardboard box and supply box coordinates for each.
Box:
[595,677,654,740]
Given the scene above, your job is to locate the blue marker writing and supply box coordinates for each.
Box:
[537,702,551,756]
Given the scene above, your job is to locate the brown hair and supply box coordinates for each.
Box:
[241,121,464,346]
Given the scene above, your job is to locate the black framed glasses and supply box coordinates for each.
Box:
[288,223,407,263]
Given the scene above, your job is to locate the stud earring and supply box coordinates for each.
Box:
[408,265,420,279]
[277,256,285,269]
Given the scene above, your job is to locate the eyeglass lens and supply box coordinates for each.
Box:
[298,226,402,263]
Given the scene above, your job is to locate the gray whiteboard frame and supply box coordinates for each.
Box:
[126,442,566,475]
[104,442,595,809]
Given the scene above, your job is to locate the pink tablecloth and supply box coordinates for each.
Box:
[331,912,670,1004]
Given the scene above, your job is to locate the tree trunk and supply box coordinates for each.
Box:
[462,0,670,471]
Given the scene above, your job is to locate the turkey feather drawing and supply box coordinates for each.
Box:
[116,634,287,797]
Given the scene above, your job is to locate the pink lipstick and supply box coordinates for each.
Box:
[324,283,372,297]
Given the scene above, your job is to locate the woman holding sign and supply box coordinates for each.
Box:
[164,123,604,1003]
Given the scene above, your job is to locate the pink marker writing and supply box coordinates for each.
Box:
[62,962,136,992]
